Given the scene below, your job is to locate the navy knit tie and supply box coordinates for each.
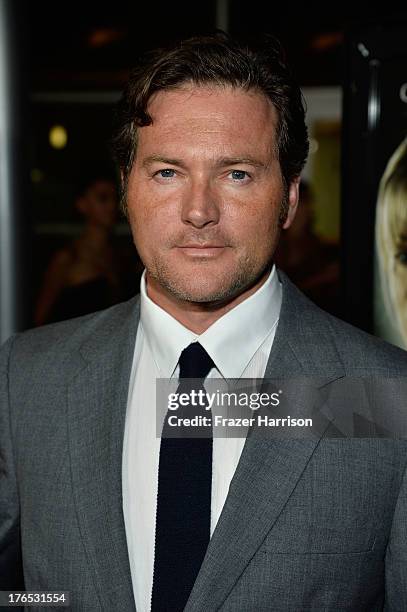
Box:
[151,342,214,612]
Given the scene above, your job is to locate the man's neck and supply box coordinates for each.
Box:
[145,269,272,335]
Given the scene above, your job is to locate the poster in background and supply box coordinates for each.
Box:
[342,24,407,348]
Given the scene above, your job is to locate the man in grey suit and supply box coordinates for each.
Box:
[1,33,407,611]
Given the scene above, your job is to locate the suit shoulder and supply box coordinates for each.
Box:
[320,308,407,375]
[279,272,407,375]
[2,296,140,364]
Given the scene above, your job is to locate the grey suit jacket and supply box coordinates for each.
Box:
[1,272,407,611]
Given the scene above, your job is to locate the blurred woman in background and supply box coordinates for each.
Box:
[375,136,407,349]
[35,171,120,325]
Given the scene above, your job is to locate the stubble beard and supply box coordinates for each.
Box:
[146,251,273,306]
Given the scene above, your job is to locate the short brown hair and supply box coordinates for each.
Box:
[112,32,309,204]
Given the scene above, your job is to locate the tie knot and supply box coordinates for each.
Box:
[178,342,215,379]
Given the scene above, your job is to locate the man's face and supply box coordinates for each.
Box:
[126,84,299,304]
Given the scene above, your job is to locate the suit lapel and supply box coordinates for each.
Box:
[186,272,346,611]
[67,298,140,612]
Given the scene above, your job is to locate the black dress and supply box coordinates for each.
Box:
[47,277,114,323]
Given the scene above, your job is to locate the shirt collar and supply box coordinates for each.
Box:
[140,266,281,379]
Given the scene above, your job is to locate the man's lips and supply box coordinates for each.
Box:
[175,243,229,257]
[178,243,226,248]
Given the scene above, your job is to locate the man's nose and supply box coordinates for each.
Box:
[181,178,220,228]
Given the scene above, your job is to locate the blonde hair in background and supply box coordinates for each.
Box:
[375,136,407,347]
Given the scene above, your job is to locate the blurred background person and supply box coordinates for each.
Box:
[275,180,340,314]
[34,169,121,325]
[375,136,407,349]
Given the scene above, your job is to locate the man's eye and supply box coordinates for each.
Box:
[156,169,176,178]
[396,251,407,265]
[230,170,249,181]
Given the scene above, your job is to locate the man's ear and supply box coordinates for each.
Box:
[282,177,301,230]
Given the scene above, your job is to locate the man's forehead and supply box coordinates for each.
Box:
[136,85,279,161]
[145,83,278,124]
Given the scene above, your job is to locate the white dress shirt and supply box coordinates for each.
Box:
[122,266,282,612]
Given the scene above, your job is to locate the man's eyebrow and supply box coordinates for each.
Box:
[142,155,186,168]
[216,156,268,169]
[141,155,269,169]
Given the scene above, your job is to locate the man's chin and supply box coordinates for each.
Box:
[165,284,236,305]
[156,274,253,307]
[146,259,270,307]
